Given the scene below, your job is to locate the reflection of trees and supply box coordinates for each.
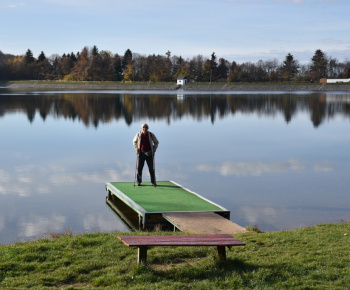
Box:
[0,92,350,127]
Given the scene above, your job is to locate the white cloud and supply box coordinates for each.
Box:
[6,2,25,8]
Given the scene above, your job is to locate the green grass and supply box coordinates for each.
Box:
[3,80,347,87]
[1,80,174,86]
[1,222,350,289]
[110,181,223,212]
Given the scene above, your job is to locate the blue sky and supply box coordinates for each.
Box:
[1,0,349,64]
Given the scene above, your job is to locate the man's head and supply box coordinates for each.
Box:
[141,123,149,133]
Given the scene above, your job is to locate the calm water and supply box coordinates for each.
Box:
[1,88,350,244]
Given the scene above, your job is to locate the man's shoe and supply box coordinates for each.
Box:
[137,182,141,186]
[152,183,157,187]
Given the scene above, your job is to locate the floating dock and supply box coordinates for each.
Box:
[105,180,247,234]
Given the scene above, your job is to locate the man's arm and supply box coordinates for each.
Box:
[133,133,140,153]
[151,133,159,151]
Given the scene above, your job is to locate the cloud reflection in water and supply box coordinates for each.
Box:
[195,159,334,176]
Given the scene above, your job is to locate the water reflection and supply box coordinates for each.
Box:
[0,89,350,244]
[1,90,350,127]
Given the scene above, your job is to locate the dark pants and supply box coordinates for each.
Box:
[137,151,155,184]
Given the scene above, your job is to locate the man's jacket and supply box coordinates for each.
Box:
[133,131,159,154]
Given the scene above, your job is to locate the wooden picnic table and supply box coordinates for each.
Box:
[118,234,245,265]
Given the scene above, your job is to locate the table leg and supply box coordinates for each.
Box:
[217,246,226,262]
[138,246,148,265]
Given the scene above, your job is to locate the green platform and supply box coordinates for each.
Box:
[105,180,229,229]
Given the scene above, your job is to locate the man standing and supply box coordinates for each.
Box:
[133,123,159,186]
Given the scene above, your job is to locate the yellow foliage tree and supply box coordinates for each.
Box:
[123,64,133,83]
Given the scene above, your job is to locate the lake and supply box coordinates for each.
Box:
[1,88,350,244]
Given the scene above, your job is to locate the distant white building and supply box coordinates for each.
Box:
[320,78,350,83]
[177,76,187,86]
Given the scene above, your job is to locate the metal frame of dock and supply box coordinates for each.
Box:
[105,180,230,230]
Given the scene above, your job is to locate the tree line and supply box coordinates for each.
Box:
[0,46,349,83]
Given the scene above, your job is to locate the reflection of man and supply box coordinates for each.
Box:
[133,123,159,186]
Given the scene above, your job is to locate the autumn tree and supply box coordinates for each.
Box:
[88,50,103,81]
[262,58,280,81]
[60,54,74,76]
[238,62,257,82]
[188,55,204,82]
[172,55,189,80]
[327,57,343,78]
[71,47,90,80]
[132,53,148,81]
[163,51,173,81]
[255,60,268,82]
[344,61,350,78]
[227,61,239,82]
[202,59,212,82]
[216,58,229,81]
[123,63,134,82]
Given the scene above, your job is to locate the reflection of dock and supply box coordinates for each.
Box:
[105,180,247,234]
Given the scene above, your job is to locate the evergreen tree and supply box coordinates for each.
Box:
[92,45,99,56]
[282,53,299,81]
[311,49,327,80]
[113,54,123,81]
[70,52,77,62]
[122,49,133,69]
[25,49,35,64]
[210,52,218,81]
[37,51,46,62]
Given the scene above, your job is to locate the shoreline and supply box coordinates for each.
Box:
[2,81,350,91]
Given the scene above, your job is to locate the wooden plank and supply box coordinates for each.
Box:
[162,212,248,234]
[118,234,245,247]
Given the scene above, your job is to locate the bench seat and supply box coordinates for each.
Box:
[118,234,245,264]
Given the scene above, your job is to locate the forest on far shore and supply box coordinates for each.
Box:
[1,46,349,83]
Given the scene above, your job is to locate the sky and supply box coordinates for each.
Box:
[1,0,350,64]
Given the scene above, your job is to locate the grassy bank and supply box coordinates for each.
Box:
[1,222,349,289]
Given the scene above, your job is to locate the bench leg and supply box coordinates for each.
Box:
[138,246,148,265]
[217,246,226,262]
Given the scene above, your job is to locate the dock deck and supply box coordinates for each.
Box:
[105,180,246,233]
